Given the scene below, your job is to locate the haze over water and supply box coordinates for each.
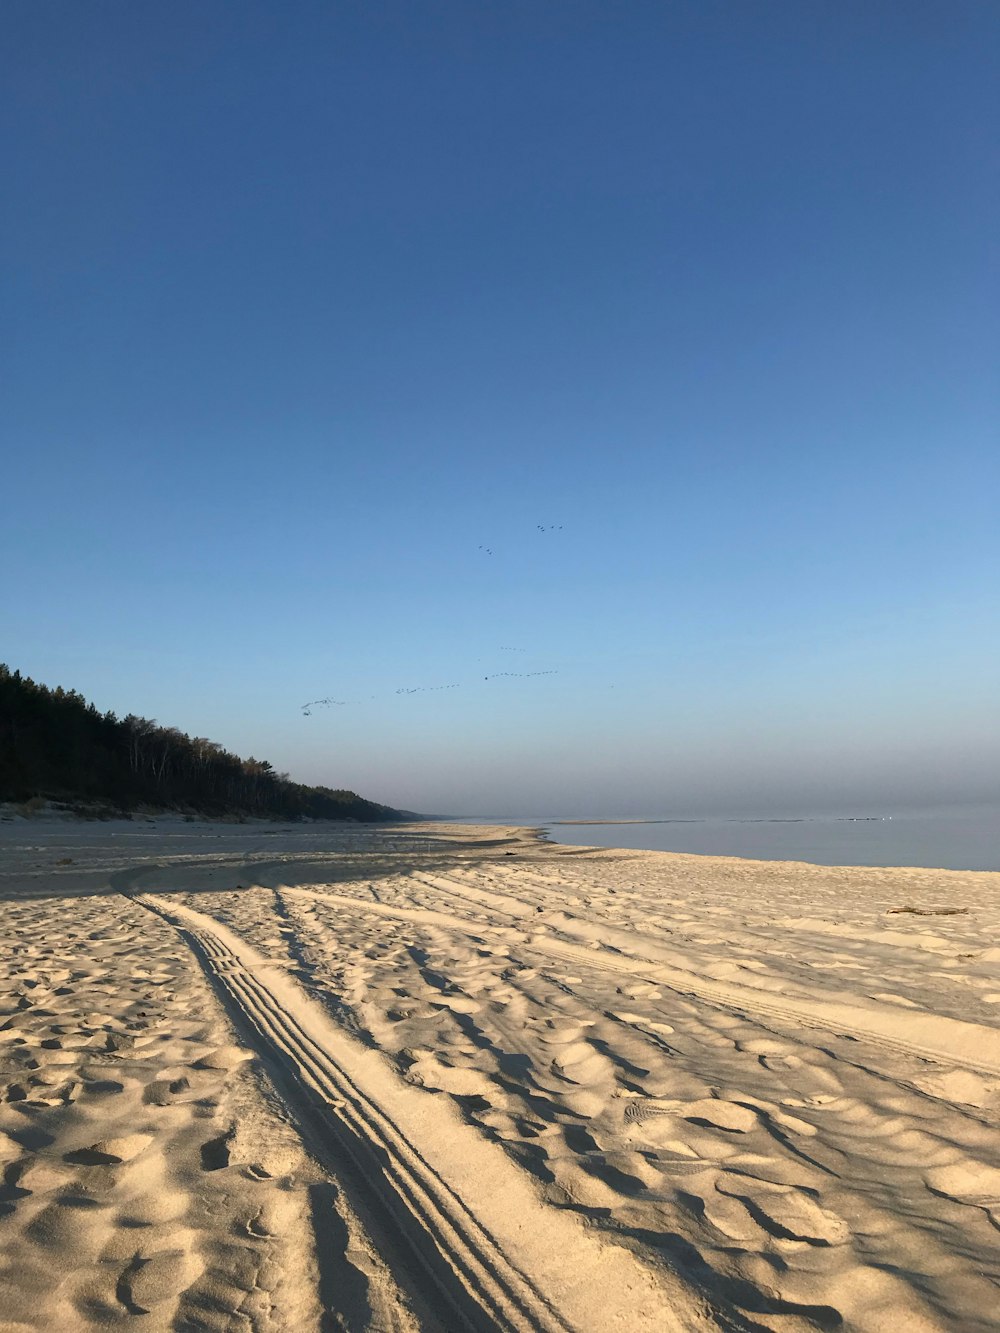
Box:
[466,809,1000,872]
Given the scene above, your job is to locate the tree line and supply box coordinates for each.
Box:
[0,664,407,821]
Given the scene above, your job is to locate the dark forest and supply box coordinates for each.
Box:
[0,665,404,822]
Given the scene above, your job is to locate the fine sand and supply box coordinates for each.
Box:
[1,815,998,1331]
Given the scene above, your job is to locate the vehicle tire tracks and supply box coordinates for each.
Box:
[284,883,1000,1079]
[132,893,688,1333]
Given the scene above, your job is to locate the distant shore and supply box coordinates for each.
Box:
[551,818,697,825]
[544,810,1000,872]
[551,816,886,825]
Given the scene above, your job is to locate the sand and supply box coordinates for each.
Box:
[0,814,998,1331]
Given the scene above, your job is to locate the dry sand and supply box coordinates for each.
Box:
[0,814,998,1331]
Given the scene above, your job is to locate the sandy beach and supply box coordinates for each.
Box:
[0,815,998,1331]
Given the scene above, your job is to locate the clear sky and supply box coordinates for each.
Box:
[3,1,998,817]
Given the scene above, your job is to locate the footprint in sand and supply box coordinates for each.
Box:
[66,1133,154,1166]
[715,1179,849,1246]
[549,1041,615,1088]
[680,1098,760,1133]
[25,1197,113,1262]
[406,1052,496,1098]
[192,1045,253,1071]
[912,1069,998,1108]
[613,982,662,1001]
[143,1074,198,1106]
[737,1037,799,1058]
[117,1245,204,1316]
[925,1160,1000,1205]
[429,993,481,1015]
[623,1100,730,1157]
[534,1018,593,1046]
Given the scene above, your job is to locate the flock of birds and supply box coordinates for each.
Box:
[478,524,563,557]
[301,668,561,715]
[301,526,567,717]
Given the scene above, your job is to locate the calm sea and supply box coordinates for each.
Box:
[454,810,1000,872]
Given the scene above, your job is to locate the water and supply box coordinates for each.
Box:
[451,810,1000,871]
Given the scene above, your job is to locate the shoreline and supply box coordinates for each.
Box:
[3,808,999,880]
[444,808,1000,873]
[5,809,1000,881]
[541,812,1000,875]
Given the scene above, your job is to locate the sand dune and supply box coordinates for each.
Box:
[1,815,998,1330]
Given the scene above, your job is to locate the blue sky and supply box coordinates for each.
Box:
[3,1,998,816]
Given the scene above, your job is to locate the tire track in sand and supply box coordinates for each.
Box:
[285,882,1000,1079]
[132,893,693,1333]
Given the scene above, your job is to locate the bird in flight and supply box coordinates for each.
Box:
[484,670,558,681]
[301,667,559,713]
